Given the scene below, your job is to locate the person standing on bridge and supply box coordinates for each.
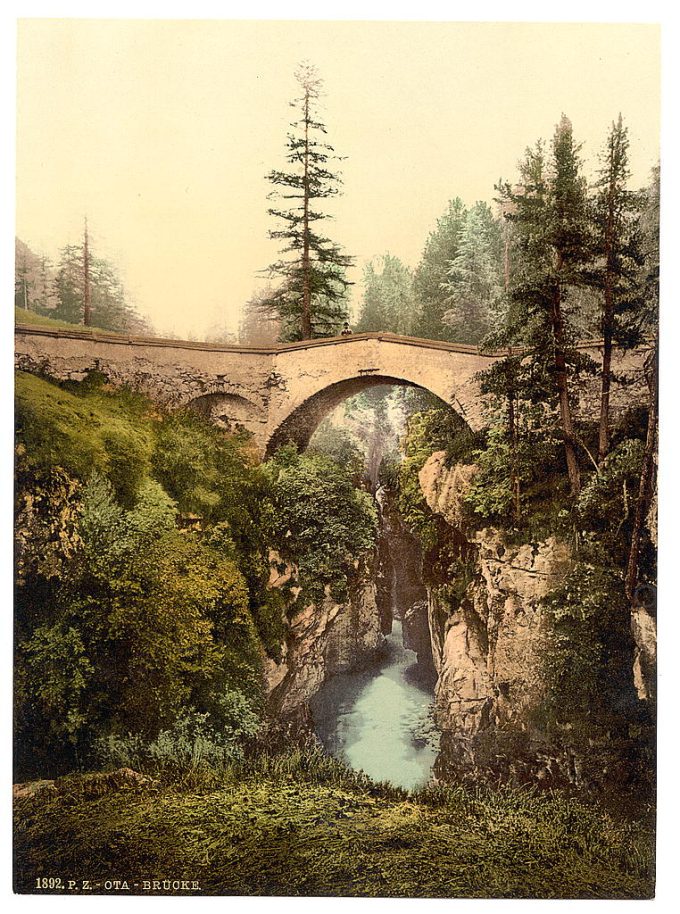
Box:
[341,322,352,336]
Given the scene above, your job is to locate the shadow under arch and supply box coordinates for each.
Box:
[264,374,465,458]
[187,391,263,435]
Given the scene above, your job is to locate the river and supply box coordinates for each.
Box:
[310,620,439,791]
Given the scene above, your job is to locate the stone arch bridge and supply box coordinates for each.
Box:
[15,325,647,457]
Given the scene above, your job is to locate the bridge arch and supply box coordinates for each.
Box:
[14,326,647,459]
[264,374,466,458]
[187,390,266,436]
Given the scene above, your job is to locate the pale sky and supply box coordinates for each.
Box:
[16,19,660,338]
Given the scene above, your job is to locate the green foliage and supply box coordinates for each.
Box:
[14,376,275,778]
[441,201,505,344]
[464,422,562,531]
[95,694,261,778]
[413,197,467,341]
[150,410,280,655]
[100,427,151,507]
[356,254,417,335]
[151,411,228,517]
[541,562,637,733]
[397,407,478,549]
[30,237,148,332]
[464,425,517,520]
[307,421,366,485]
[589,116,645,349]
[265,445,378,602]
[16,623,93,747]
[578,439,643,532]
[15,372,153,505]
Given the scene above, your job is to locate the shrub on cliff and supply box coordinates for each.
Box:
[540,561,641,747]
[396,407,479,549]
[15,469,266,778]
[150,410,281,654]
[265,445,378,603]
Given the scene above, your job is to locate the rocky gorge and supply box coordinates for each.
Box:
[263,447,656,794]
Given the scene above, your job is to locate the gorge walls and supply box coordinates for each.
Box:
[263,555,384,726]
[417,450,655,789]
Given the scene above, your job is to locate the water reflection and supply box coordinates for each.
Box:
[310,620,439,791]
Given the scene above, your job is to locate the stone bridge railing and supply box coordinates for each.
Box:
[14,324,649,455]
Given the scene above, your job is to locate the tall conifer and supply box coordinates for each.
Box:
[262,62,353,341]
[591,115,644,462]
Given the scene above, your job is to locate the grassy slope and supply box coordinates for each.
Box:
[15,306,120,334]
[14,767,654,899]
[15,371,154,481]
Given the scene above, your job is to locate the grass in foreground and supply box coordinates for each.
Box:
[14,750,655,899]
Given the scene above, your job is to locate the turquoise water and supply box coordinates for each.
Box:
[310,620,439,791]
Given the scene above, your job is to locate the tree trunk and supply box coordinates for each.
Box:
[550,271,581,496]
[83,218,91,327]
[598,317,613,464]
[598,172,616,463]
[625,344,658,603]
[506,357,521,523]
[300,92,312,339]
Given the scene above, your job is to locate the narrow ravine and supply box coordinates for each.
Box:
[310,619,439,791]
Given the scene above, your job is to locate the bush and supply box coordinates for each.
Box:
[540,561,638,733]
[94,693,261,777]
[265,445,378,602]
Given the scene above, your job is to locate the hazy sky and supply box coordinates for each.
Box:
[16,19,660,338]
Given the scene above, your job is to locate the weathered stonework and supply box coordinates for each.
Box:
[15,326,649,457]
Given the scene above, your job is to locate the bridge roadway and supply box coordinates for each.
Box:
[14,324,646,456]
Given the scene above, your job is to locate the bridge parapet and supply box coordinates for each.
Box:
[15,325,648,457]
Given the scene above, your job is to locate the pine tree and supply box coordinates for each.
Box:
[441,201,504,344]
[89,257,129,331]
[356,254,416,335]
[52,234,141,332]
[83,218,92,327]
[591,115,645,462]
[413,197,466,341]
[15,247,31,311]
[54,244,84,324]
[625,165,659,606]
[262,62,353,341]
[497,117,591,497]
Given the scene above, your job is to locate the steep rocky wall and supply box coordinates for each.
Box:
[418,452,584,785]
[375,490,435,679]
[263,554,384,721]
[418,451,656,790]
[428,531,571,739]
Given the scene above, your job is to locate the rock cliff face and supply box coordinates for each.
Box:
[418,451,657,789]
[418,452,583,784]
[420,453,572,736]
[376,489,435,680]
[263,554,384,720]
[429,529,572,739]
